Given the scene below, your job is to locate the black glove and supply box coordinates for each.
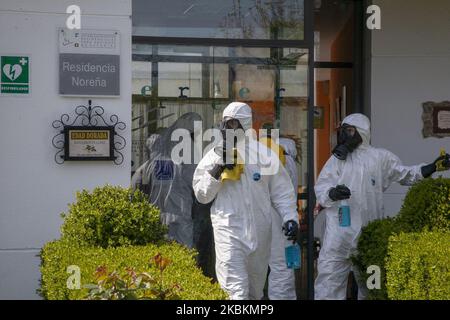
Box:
[328,185,351,201]
[283,220,299,243]
[421,153,450,178]
[219,124,235,170]
[208,164,225,180]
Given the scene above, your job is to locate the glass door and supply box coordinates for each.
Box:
[131,43,312,297]
[132,44,309,180]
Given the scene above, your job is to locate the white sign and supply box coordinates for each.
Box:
[67,129,113,159]
[59,28,120,55]
[59,28,120,96]
[437,111,450,130]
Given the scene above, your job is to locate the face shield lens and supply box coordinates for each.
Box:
[225,118,241,130]
[339,125,357,137]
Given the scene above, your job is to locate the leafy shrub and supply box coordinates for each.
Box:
[39,240,227,300]
[85,254,181,300]
[351,217,400,300]
[60,185,167,248]
[395,177,450,232]
[353,178,450,299]
[386,231,450,300]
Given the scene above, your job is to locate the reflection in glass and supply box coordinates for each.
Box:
[133,0,305,40]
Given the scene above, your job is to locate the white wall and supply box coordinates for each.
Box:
[371,0,450,217]
[0,0,131,299]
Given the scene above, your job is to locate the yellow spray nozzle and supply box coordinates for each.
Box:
[436,148,448,171]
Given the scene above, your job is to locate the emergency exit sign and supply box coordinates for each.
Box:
[1,55,30,95]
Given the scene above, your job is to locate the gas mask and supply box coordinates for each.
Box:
[332,124,363,160]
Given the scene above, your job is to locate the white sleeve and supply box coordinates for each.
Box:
[314,156,341,208]
[192,149,223,204]
[381,149,425,189]
[269,160,299,224]
[131,164,145,189]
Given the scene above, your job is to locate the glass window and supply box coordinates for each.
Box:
[132,61,152,95]
[131,45,309,185]
[132,0,305,40]
[158,62,203,97]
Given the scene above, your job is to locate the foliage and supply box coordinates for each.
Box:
[386,231,450,300]
[39,240,227,300]
[352,178,450,299]
[60,185,167,248]
[85,254,181,300]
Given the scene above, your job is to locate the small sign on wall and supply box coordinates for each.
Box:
[58,28,120,97]
[64,126,115,160]
[1,55,30,95]
[422,101,450,138]
[59,53,120,96]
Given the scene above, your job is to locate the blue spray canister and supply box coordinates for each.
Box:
[285,243,301,269]
[339,199,351,227]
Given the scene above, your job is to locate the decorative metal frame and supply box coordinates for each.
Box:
[422,101,450,138]
[52,100,126,164]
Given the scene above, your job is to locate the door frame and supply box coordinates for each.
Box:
[131,0,316,300]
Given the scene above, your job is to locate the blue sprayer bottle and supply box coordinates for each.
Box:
[339,200,351,227]
[285,242,301,269]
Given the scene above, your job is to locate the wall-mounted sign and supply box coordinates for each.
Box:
[59,53,120,96]
[52,100,126,165]
[58,28,120,97]
[59,28,120,55]
[64,126,115,160]
[1,55,30,95]
[422,101,450,138]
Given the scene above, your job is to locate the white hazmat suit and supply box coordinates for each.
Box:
[131,133,161,191]
[132,113,202,248]
[314,113,425,300]
[268,137,299,300]
[193,102,298,300]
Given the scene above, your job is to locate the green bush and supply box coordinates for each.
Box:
[386,231,450,300]
[39,240,228,300]
[353,178,450,299]
[351,217,400,300]
[60,185,167,248]
[395,177,450,232]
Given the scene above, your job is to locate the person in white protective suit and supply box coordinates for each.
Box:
[132,113,203,248]
[268,137,299,300]
[314,113,450,300]
[131,133,161,195]
[192,102,299,300]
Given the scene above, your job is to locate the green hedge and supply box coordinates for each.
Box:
[351,217,400,300]
[40,240,227,300]
[353,178,450,299]
[60,185,167,248]
[395,177,450,232]
[386,231,450,300]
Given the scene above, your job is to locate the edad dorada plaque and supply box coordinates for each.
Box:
[65,126,115,160]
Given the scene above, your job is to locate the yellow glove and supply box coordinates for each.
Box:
[221,148,244,181]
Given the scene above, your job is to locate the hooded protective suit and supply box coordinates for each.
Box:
[132,113,202,248]
[268,137,299,300]
[193,102,298,300]
[314,113,425,300]
[131,133,161,193]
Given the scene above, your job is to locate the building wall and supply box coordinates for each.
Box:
[0,0,131,299]
[370,0,450,217]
